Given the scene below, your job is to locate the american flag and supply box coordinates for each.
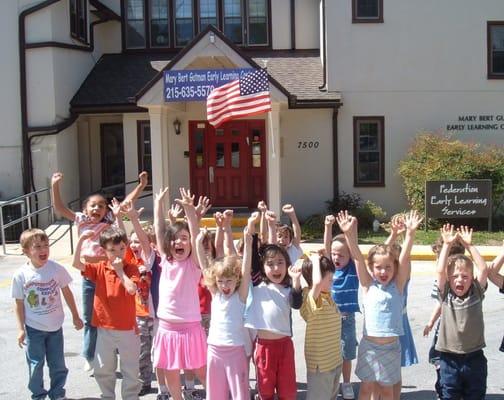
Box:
[206,69,272,127]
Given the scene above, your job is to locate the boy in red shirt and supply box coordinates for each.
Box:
[72,227,140,400]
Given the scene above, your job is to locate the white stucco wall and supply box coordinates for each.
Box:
[271,0,292,49]
[295,0,319,49]
[0,1,23,198]
[280,108,333,219]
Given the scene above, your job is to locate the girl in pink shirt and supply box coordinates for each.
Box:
[152,187,207,400]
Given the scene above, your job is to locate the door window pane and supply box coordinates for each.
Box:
[101,124,125,198]
[224,0,243,44]
[199,0,218,30]
[151,0,170,47]
[126,0,146,48]
[248,0,267,45]
[175,0,194,46]
[216,143,225,167]
[231,143,240,168]
[356,0,379,18]
[195,130,204,168]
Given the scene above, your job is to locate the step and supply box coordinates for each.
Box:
[199,216,249,228]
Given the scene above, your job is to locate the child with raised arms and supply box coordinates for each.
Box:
[196,213,258,400]
[152,187,207,400]
[337,210,419,400]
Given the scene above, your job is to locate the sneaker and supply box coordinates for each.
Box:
[83,359,93,372]
[156,394,170,400]
[183,389,206,400]
[139,385,152,396]
[341,382,355,400]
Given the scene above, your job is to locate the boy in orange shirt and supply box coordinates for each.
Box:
[72,227,140,400]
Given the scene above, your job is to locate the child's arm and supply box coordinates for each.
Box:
[51,172,76,221]
[195,228,210,273]
[265,211,277,244]
[223,209,237,256]
[384,214,405,246]
[288,262,303,309]
[397,210,422,292]
[154,187,169,259]
[423,302,441,337]
[14,299,26,347]
[488,241,504,289]
[282,204,301,248]
[72,231,94,271]
[61,286,84,330]
[176,188,200,265]
[239,214,258,302]
[168,203,183,225]
[257,200,268,243]
[214,212,225,258]
[309,255,324,300]
[123,171,148,204]
[436,224,457,293]
[323,215,335,258]
[123,200,151,260]
[111,257,137,295]
[458,225,488,288]
[195,195,212,220]
[110,197,126,233]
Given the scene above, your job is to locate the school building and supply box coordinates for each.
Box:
[2,0,504,220]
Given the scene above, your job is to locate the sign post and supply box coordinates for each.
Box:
[425,180,492,230]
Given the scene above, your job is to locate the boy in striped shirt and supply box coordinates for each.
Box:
[300,254,343,400]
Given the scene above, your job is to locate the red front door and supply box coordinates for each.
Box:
[189,120,266,208]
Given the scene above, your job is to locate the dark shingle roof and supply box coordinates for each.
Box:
[70,50,339,110]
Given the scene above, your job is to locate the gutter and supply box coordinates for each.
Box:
[318,0,327,91]
[19,0,112,194]
[290,0,296,50]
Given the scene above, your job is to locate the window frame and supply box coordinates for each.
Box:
[353,116,385,187]
[137,121,153,190]
[352,0,383,24]
[487,21,504,79]
[70,0,88,43]
[121,0,271,50]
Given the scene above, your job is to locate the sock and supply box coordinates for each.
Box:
[185,379,195,389]
[158,384,168,394]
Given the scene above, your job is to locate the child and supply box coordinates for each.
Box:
[12,228,83,400]
[245,239,303,399]
[72,227,140,400]
[435,224,488,400]
[487,242,504,352]
[152,187,207,400]
[197,214,257,400]
[267,204,304,264]
[324,215,360,400]
[300,254,342,400]
[51,171,147,369]
[337,210,418,400]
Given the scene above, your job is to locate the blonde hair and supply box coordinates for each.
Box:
[367,244,399,273]
[20,228,48,250]
[203,256,242,292]
[447,254,474,277]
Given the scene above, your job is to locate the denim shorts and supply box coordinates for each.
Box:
[341,313,357,360]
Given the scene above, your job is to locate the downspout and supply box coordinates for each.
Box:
[19,0,107,194]
[318,0,327,91]
[332,106,339,200]
[290,0,296,50]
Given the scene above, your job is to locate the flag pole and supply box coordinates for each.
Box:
[268,110,276,159]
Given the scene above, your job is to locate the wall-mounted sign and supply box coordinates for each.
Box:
[164,68,254,102]
[446,114,504,134]
[425,180,492,219]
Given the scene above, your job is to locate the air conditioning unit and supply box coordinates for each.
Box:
[0,200,27,243]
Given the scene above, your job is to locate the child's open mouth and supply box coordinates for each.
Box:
[175,248,185,255]
[222,288,231,295]
[379,276,388,283]
[455,284,465,291]
[272,273,283,280]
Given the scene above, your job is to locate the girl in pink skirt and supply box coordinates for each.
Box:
[153,187,207,400]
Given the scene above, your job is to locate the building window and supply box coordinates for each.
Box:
[488,22,504,79]
[70,0,87,42]
[353,116,384,186]
[137,121,153,189]
[352,0,383,23]
[199,0,218,31]
[123,0,269,49]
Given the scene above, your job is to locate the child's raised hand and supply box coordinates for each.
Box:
[243,226,253,246]
[223,209,234,226]
[169,203,183,220]
[109,197,123,218]
[325,214,335,226]
[51,172,63,186]
[440,224,457,245]
[177,187,195,207]
[288,263,302,281]
[282,204,295,215]
[139,171,149,186]
[457,225,473,247]
[214,212,224,227]
[195,196,212,218]
[73,316,84,330]
[257,200,268,213]
[121,199,142,220]
[404,210,423,232]
[265,210,277,224]
[247,211,260,234]
[390,214,406,235]
[154,187,169,203]
[79,230,95,241]
[336,211,356,234]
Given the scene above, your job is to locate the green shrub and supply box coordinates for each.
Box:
[398,133,504,223]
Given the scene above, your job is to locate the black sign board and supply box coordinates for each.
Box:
[425,180,492,220]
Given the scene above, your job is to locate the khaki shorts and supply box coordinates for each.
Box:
[306,364,343,400]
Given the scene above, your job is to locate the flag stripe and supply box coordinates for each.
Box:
[207,92,271,113]
[208,96,271,122]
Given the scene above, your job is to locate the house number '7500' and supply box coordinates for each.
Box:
[297,141,320,149]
